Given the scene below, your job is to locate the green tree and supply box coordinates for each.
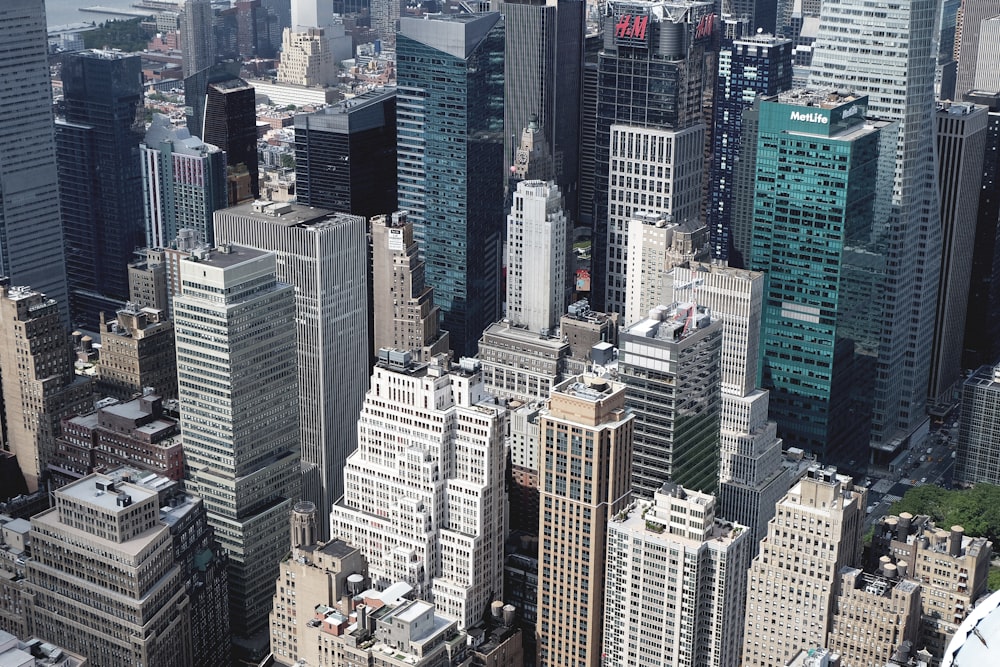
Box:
[280,153,295,170]
[890,483,1000,544]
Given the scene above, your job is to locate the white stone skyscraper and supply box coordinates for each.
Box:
[0,0,68,319]
[670,265,788,549]
[506,180,567,335]
[174,244,301,651]
[741,467,866,667]
[215,201,369,541]
[809,0,943,463]
[329,352,507,629]
[604,484,750,667]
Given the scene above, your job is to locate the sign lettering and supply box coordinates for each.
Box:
[694,13,715,40]
[789,111,830,124]
[615,14,648,40]
[841,105,860,119]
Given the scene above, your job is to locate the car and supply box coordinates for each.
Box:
[920,477,927,484]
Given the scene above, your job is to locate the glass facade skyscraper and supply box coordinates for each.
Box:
[396,13,505,358]
[58,50,146,328]
[709,34,792,264]
[749,91,895,466]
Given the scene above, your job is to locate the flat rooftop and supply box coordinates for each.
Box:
[59,475,157,512]
[181,244,270,269]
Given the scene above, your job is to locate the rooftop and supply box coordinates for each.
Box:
[58,474,157,513]
[222,200,335,227]
[181,243,270,269]
[622,302,713,343]
[777,87,864,108]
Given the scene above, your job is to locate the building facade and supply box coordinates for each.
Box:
[0,0,69,319]
[506,180,568,335]
[371,211,449,361]
[174,245,301,650]
[536,375,634,667]
[396,13,505,357]
[181,0,217,78]
[604,484,750,667]
[330,352,507,630]
[741,467,866,667]
[215,201,368,541]
[141,114,228,248]
[955,363,1000,486]
[0,283,93,493]
[620,303,723,497]
[96,304,177,401]
[57,50,146,327]
[294,89,398,218]
[276,28,336,86]
[709,34,793,263]
[749,90,893,467]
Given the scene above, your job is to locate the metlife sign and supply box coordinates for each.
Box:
[789,111,829,124]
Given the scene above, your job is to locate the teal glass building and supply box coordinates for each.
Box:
[750,91,895,467]
[396,14,505,358]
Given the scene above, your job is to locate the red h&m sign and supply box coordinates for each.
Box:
[615,14,649,41]
[694,13,715,40]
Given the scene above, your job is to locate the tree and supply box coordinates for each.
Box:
[890,483,1000,544]
[280,153,295,170]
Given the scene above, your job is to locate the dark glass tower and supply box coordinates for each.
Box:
[0,0,68,320]
[750,91,895,467]
[396,13,505,358]
[57,50,145,328]
[203,78,260,199]
[294,88,397,218]
[501,0,584,220]
[593,0,714,312]
[709,34,792,265]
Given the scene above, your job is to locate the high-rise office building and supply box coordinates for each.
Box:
[972,16,1000,93]
[620,303,723,497]
[0,283,93,494]
[809,0,944,464]
[294,89,398,218]
[749,90,894,467]
[330,352,507,629]
[536,375,633,667]
[57,50,145,327]
[291,0,332,29]
[955,0,1000,99]
[371,0,400,48]
[370,211,450,360]
[506,180,568,335]
[741,467,866,667]
[215,201,368,541]
[670,264,788,548]
[25,472,193,666]
[604,484,750,667]
[955,363,1000,486]
[928,102,988,410]
[709,34,793,264]
[962,91,1000,369]
[396,13,505,357]
[500,0,584,219]
[606,122,705,315]
[141,114,228,248]
[0,0,69,320]
[174,245,300,654]
[623,212,709,325]
[592,0,715,312]
[182,0,217,78]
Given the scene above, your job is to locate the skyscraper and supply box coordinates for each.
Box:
[370,211,450,360]
[396,13,505,357]
[57,50,145,327]
[536,375,633,667]
[506,180,568,335]
[276,27,336,86]
[500,0,584,219]
[709,34,793,264]
[0,0,68,320]
[749,90,895,466]
[620,303,723,497]
[604,484,750,667]
[215,201,369,542]
[0,283,93,493]
[955,363,1000,486]
[141,114,228,248]
[594,0,715,313]
[741,467,866,667]
[670,264,788,548]
[954,0,1000,99]
[182,0,217,78]
[174,245,300,654]
[809,0,944,464]
[294,89,398,218]
[330,352,507,629]
[929,102,987,410]
[203,77,260,200]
